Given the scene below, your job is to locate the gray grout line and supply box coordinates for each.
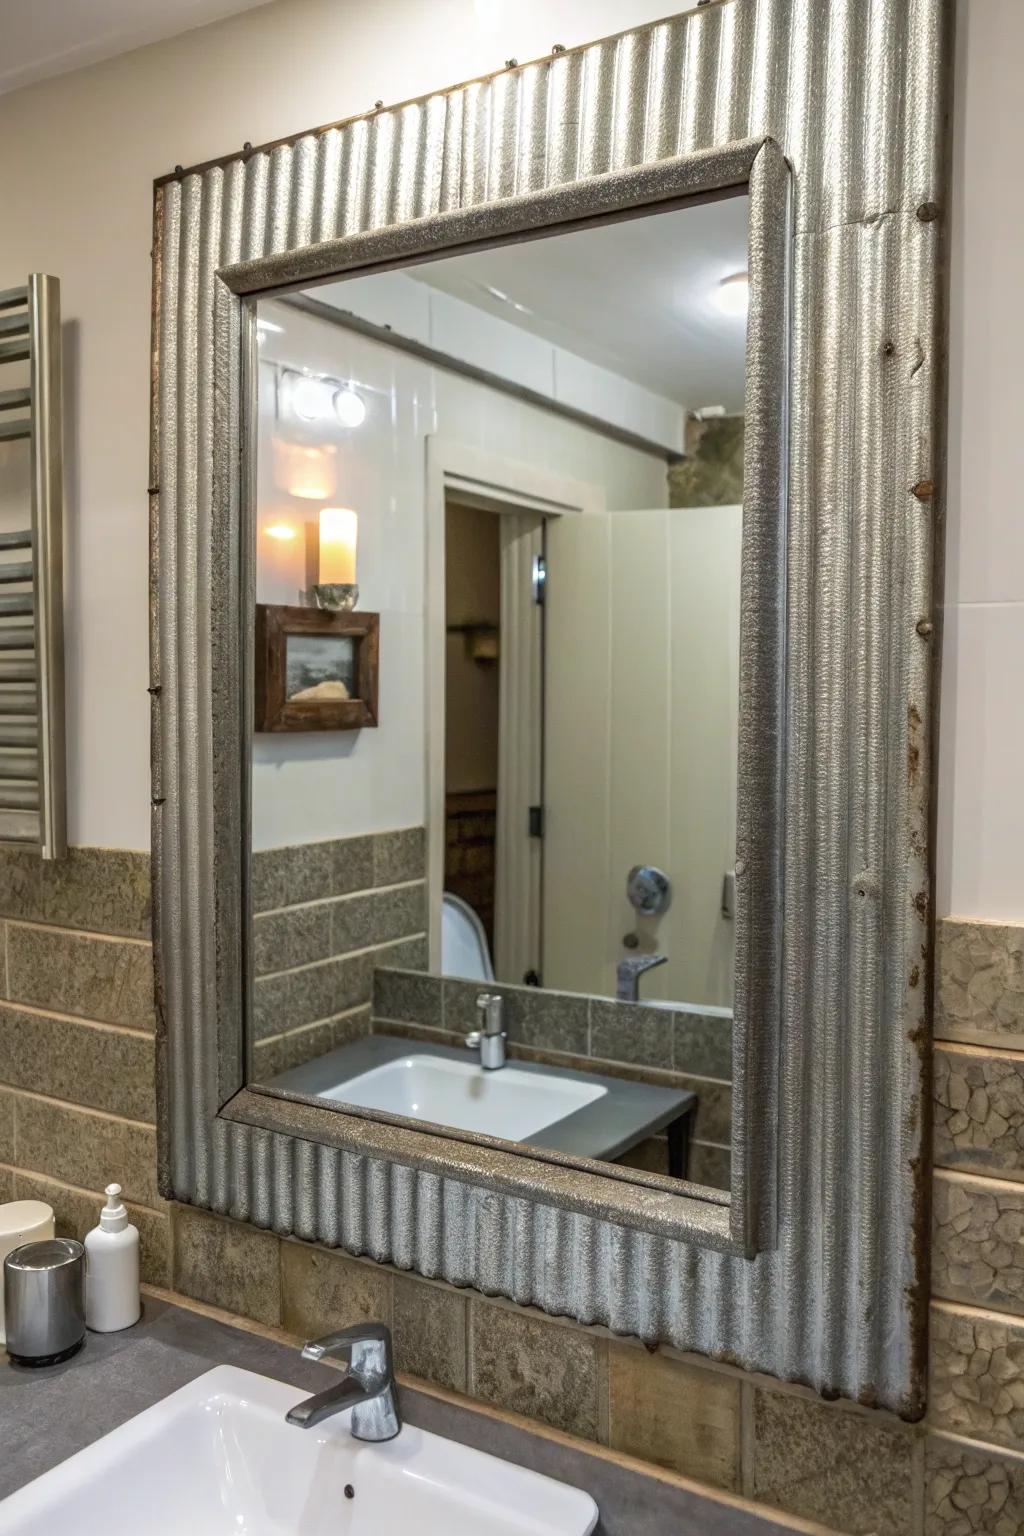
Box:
[254,876,426,920]
[254,930,428,983]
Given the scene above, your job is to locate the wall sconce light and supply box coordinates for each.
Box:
[282,370,367,428]
[313,507,359,611]
[334,386,366,428]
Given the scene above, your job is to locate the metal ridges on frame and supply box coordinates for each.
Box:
[155,0,949,1415]
[0,277,66,859]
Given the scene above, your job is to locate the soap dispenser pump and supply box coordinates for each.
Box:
[84,1184,141,1333]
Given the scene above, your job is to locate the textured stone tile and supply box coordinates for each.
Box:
[926,1435,1024,1536]
[372,967,442,1027]
[251,1006,371,1082]
[608,1343,739,1489]
[615,1136,669,1176]
[590,1000,673,1069]
[281,1240,391,1339]
[445,978,589,1055]
[930,1302,1024,1450]
[0,1087,14,1163]
[39,848,152,940]
[15,1094,159,1208]
[689,1141,732,1191]
[0,1006,155,1122]
[331,883,426,956]
[173,1205,281,1327]
[253,903,334,976]
[672,1073,732,1145]
[5,924,155,1030]
[938,918,1024,1044]
[933,1170,1024,1315]
[0,1164,13,1201]
[470,1300,603,1440]
[14,1170,170,1287]
[372,827,426,887]
[673,1010,734,1080]
[934,1045,1024,1178]
[374,934,428,971]
[251,836,373,913]
[751,1388,915,1535]
[392,1273,468,1392]
[253,951,372,1040]
[0,849,41,921]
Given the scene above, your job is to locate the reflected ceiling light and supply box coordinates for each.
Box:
[290,374,336,422]
[334,386,367,428]
[715,272,749,316]
[264,523,298,541]
[477,281,533,316]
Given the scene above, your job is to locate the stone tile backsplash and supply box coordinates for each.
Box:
[250,829,427,1074]
[934,1043,1024,1179]
[937,918,1024,1046]
[4,846,1024,1536]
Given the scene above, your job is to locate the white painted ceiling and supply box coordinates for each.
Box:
[408,193,750,412]
[0,0,269,96]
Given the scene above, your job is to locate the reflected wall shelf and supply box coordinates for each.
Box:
[0,277,66,859]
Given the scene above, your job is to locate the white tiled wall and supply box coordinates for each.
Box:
[936,0,1024,921]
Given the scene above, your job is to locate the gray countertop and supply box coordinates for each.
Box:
[268,1033,696,1162]
[0,1295,805,1536]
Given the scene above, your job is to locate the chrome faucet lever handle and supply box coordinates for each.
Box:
[288,1322,401,1441]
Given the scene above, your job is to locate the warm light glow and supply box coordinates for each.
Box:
[264,523,298,541]
[715,272,749,317]
[319,507,358,584]
[334,386,367,428]
[272,439,337,500]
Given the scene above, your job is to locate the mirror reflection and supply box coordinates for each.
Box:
[247,192,749,1193]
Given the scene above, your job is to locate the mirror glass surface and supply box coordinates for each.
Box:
[246,191,749,1194]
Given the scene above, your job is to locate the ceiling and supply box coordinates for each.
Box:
[0,0,269,96]
[408,193,750,412]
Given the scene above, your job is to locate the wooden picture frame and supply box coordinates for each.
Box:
[254,604,379,731]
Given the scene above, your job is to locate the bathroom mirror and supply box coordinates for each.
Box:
[246,193,749,1194]
[152,0,947,1416]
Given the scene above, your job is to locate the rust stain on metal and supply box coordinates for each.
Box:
[909,964,920,989]
[913,890,928,922]
[912,480,934,502]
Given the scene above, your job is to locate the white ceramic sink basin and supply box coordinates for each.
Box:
[320,1054,607,1139]
[0,1365,597,1535]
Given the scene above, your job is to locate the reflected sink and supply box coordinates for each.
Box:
[320,1053,607,1139]
[0,1365,598,1535]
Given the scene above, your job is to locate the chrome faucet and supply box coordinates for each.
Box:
[465,991,507,1069]
[616,953,667,1002]
[285,1322,401,1441]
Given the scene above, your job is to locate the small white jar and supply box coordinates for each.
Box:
[84,1184,141,1332]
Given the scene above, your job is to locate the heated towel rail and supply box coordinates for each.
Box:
[0,276,66,859]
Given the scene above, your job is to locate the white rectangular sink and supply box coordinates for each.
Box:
[320,1054,606,1139]
[0,1365,598,1535]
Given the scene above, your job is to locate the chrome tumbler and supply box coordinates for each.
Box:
[3,1237,86,1366]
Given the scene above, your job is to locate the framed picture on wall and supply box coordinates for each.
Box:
[254,604,379,731]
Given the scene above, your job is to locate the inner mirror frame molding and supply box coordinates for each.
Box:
[150,0,949,1417]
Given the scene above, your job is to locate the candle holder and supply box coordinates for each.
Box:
[312,582,359,612]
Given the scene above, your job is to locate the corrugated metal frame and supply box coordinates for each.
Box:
[151,0,950,1416]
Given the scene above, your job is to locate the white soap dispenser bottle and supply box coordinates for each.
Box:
[84,1184,141,1332]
